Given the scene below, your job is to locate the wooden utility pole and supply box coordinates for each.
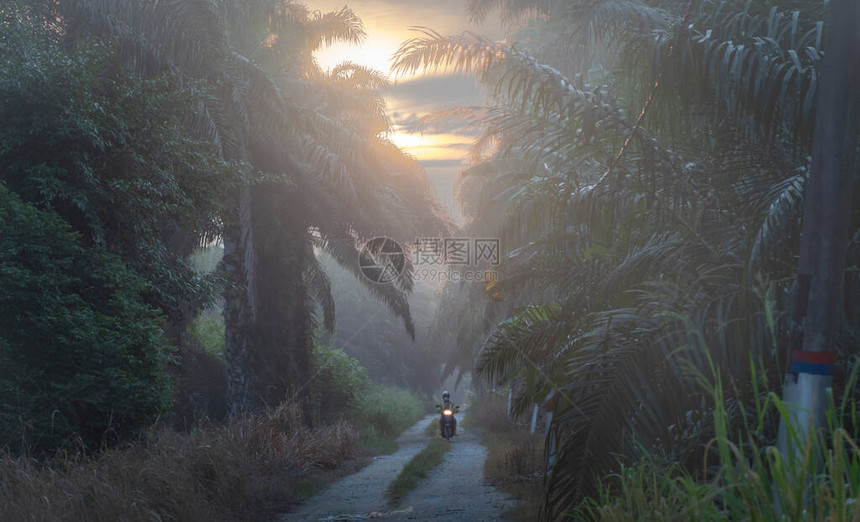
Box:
[777,0,860,458]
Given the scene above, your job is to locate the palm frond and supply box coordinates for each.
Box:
[650,0,823,146]
[466,0,559,26]
[307,6,366,51]
[321,235,415,339]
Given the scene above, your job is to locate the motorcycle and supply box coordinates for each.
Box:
[437,404,459,440]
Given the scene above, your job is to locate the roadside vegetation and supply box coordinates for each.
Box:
[576,361,860,520]
[1,0,447,454]
[468,393,546,521]
[386,438,452,506]
[3,0,857,519]
[0,2,444,517]
[0,403,356,521]
[426,417,440,437]
[353,384,427,454]
[0,361,426,521]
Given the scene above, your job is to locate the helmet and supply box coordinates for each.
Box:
[442,391,450,401]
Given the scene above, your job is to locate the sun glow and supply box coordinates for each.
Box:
[316,37,402,78]
[389,131,471,162]
[389,131,426,150]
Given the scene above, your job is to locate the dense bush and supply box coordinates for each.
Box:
[170,344,228,427]
[0,17,236,453]
[352,384,426,440]
[309,344,369,423]
[0,36,233,316]
[576,369,860,521]
[0,186,173,453]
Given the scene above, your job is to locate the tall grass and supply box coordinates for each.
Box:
[576,360,860,521]
[0,402,357,521]
[352,384,426,452]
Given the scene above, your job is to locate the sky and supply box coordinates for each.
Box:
[306,0,505,222]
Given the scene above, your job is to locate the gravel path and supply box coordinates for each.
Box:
[277,413,516,521]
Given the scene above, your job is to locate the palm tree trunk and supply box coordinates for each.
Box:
[223,189,252,415]
[222,179,315,417]
[778,0,860,458]
[246,183,313,414]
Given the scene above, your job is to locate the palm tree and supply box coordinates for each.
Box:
[393,0,848,516]
[218,2,451,412]
[48,0,450,414]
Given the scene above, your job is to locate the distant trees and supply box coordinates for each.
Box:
[318,253,443,395]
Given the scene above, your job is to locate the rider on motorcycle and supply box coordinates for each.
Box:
[438,391,457,436]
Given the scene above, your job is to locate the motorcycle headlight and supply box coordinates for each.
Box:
[443,409,453,415]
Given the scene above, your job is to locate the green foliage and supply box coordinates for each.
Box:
[386,438,451,506]
[0,17,236,319]
[576,364,860,521]
[310,343,369,422]
[393,1,858,518]
[426,418,440,437]
[0,186,173,453]
[353,384,426,441]
[188,312,226,360]
[0,13,238,453]
[28,0,453,415]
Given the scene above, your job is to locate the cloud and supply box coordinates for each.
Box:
[386,76,484,112]
[391,112,469,135]
[420,158,467,168]
[306,1,504,224]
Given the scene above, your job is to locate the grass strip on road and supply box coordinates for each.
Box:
[386,438,451,506]
[425,417,439,437]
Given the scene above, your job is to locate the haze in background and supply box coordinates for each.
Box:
[308,0,505,222]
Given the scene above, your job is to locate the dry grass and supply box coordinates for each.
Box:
[0,402,358,521]
[483,431,545,522]
[469,392,546,522]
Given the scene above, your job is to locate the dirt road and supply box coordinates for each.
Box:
[278,414,516,521]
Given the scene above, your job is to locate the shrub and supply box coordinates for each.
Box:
[353,384,426,440]
[170,344,228,427]
[0,17,235,454]
[189,310,227,359]
[0,186,173,454]
[464,390,515,433]
[468,390,545,522]
[310,344,369,423]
